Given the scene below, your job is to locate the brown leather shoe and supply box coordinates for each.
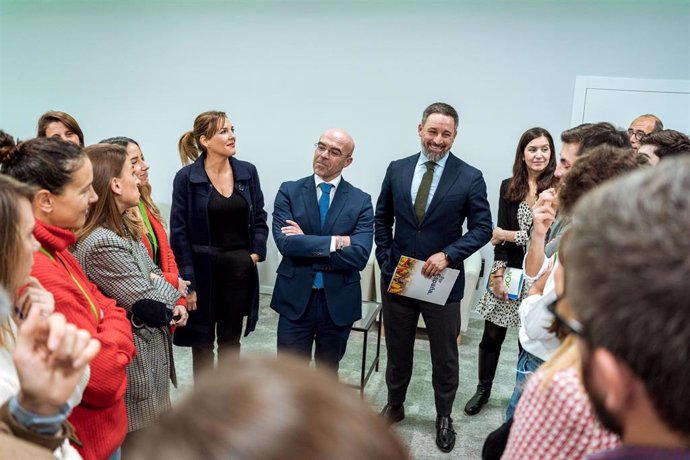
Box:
[379,404,405,424]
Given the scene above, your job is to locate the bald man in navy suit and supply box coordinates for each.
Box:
[271,129,373,371]
[375,103,492,453]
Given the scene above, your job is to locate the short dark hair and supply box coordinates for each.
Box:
[558,145,648,215]
[560,122,628,158]
[578,123,630,156]
[560,123,594,144]
[421,102,459,130]
[100,136,139,148]
[639,129,690,160]
[568,157,690,437]
[0,131,85,194]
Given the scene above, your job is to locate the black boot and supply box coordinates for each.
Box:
[464,348,500,416]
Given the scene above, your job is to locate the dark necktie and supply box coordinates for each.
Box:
[414,161,436,223]
[314,182,333,289]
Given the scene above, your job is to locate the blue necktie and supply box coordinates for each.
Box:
[314,183,333,289]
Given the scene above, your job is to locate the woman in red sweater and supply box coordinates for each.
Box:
[98,137,191,309]
[0,135,136,460]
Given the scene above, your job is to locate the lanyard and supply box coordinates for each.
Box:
[138,201,158,263]
[39,247,100,324]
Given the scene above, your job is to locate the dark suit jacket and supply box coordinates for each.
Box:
[270,175,374,327]
[375,152,492,303]
[494,178,526,269]
[170,153,268,344]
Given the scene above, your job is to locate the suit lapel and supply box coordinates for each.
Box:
[323,180,350,234]
[400,154,419,221]
[424,153,460,219]
[301,178,321,234]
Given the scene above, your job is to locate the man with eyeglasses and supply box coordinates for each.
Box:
[627,113,663,151]
[271,128,374,371]
[567,157,690,459]
[375,102,492,453]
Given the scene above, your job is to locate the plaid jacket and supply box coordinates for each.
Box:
[75,227,180,432]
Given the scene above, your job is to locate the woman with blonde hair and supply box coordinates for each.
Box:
[1,133,135,460]
[74,144,187,439]
[171,111,267,379]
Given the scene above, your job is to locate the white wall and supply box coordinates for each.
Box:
[2,0,689,288]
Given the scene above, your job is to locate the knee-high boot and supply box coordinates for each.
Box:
[464,348,500,416]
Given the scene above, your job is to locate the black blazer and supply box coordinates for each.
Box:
[494,178,525,269]
[170,153,268,345]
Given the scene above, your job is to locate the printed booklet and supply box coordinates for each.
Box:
[387,256,460,305]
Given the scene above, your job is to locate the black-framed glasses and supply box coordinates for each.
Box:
[547,295,586,338]
[314,142,349,159]
[627,129,648,141]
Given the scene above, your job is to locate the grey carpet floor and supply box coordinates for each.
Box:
[171,294,519,460]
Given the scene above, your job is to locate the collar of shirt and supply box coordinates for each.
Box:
[416,151,450,171]
[314,174,342,200]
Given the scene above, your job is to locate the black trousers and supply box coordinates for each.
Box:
[382,284,461,416]
[192,249,255,380]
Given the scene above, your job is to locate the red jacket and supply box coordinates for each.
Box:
[32,220,135,460]
[140,204,186,308]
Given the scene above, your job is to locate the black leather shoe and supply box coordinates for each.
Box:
[380,404,405,424]
[464,384,492,415]
[436,415,456,453]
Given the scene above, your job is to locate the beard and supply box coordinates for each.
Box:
[420,141,449,162]
[581,351,624,436]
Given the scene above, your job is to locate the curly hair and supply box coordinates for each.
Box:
[558,145,648,216]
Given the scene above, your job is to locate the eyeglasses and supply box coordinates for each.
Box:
[314,142,349,159]
[627,129,648,141]
[547,295,586,338]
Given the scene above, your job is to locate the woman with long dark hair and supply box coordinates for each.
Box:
[464,127,556,416]
[171,110,267,380]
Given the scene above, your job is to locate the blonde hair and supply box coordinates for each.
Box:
[178,111,227,165]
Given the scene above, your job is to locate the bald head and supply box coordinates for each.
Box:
[628,114,663,150]
[323,128,355,156]
[312,128,355,182]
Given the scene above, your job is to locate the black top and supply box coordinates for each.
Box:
[494,178,526,268]
[208,187,249,250]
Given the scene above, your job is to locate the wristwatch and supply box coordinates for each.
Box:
[9,395,69,436]
[443,252,452,264]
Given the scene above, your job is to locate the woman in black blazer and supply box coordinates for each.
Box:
[464,127,556,416]
[170,111,268,381]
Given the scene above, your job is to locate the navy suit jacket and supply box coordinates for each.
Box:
[375,152,492,303]
[271,176,374,327]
